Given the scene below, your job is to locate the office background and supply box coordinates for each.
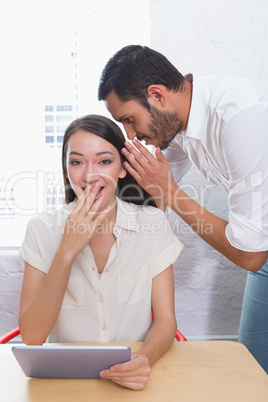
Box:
[1,0,268,340]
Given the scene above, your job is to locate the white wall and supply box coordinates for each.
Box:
[150,0,268,339]
[0,251,23,336]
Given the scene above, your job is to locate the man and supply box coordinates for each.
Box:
[98,45,268,372]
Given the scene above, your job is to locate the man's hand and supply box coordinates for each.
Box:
[99,353,151,391]
[122,139,177,208]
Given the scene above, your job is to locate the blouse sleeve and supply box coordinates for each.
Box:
[152,212,184,277]
[18,216,50,274]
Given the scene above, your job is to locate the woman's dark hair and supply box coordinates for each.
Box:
[98,45,186,109]
[62,114,156,207]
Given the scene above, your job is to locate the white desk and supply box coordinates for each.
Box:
[0,341,267,402]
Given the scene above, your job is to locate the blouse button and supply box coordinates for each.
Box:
[101,324,107,330]
[99,296,103,302]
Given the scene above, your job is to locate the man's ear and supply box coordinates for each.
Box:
[147,85,166,107]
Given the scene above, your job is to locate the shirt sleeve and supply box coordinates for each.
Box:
[222,105,268,252]
[152,212,184,277]
[163,138,192,183]
[18,216,50,274]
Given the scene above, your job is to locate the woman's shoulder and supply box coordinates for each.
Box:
[117,198,169,225]
[25,203,73,233]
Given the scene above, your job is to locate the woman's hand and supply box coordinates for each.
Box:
[99,353,151,391]
[60,185,111,260]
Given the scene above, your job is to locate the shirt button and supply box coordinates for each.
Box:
[101,324,107,330]
[99,296,103,302]
[105,268,110,273]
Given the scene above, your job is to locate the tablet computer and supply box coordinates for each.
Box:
[12,345,131,379]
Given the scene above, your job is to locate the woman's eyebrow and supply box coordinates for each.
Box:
[69,151,114,157]
[96,151,114,156]
[69,151,83,156]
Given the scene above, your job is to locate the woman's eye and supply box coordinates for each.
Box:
[70,160,82,166]
[100,159,112,165]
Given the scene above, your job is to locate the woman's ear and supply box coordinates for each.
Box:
[119,167,127,179]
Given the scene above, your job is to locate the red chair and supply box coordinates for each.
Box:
[0,327,20,344]
[0,322,187,344]
[175,329,187,342]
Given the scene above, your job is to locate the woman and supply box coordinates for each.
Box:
[18,114,183,390]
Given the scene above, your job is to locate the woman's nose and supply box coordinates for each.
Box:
[83,167,99,184]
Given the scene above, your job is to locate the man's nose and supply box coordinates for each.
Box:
[123,124,137,140]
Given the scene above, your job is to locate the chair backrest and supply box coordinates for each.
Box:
[0,327,20,344]
[175,329,187,342]
[0,324,187,344]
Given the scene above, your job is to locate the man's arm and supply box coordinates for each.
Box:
[122,140,268,272]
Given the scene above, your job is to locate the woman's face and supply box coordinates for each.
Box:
[66,130,126,209]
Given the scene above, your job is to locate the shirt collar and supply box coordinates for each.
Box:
[60,197,140,236]
[183,73,210,141]
[113,197,139,236]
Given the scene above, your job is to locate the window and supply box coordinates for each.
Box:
[57,126,68,133]
[0,0,150,247]
[45,126,54,133]
[45,105,54,112]
[57,115,72,122]
[45,115,54,122]
[45,136,55,144]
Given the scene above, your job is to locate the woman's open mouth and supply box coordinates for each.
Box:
[94,186,104,201]
[82,186,104,200]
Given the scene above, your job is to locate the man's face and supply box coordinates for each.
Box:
[147,105,184,150]
[105,90,184,150]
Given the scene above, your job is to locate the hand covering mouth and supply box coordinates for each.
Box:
[94,186,104,200]
[82,186,104,200]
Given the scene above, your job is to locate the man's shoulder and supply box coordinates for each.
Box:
[198,74,260,119]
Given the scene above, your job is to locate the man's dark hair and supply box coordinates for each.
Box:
[98,45,186,109]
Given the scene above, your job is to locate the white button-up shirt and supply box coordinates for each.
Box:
[164,74,268,252]
[19,197,183,343]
